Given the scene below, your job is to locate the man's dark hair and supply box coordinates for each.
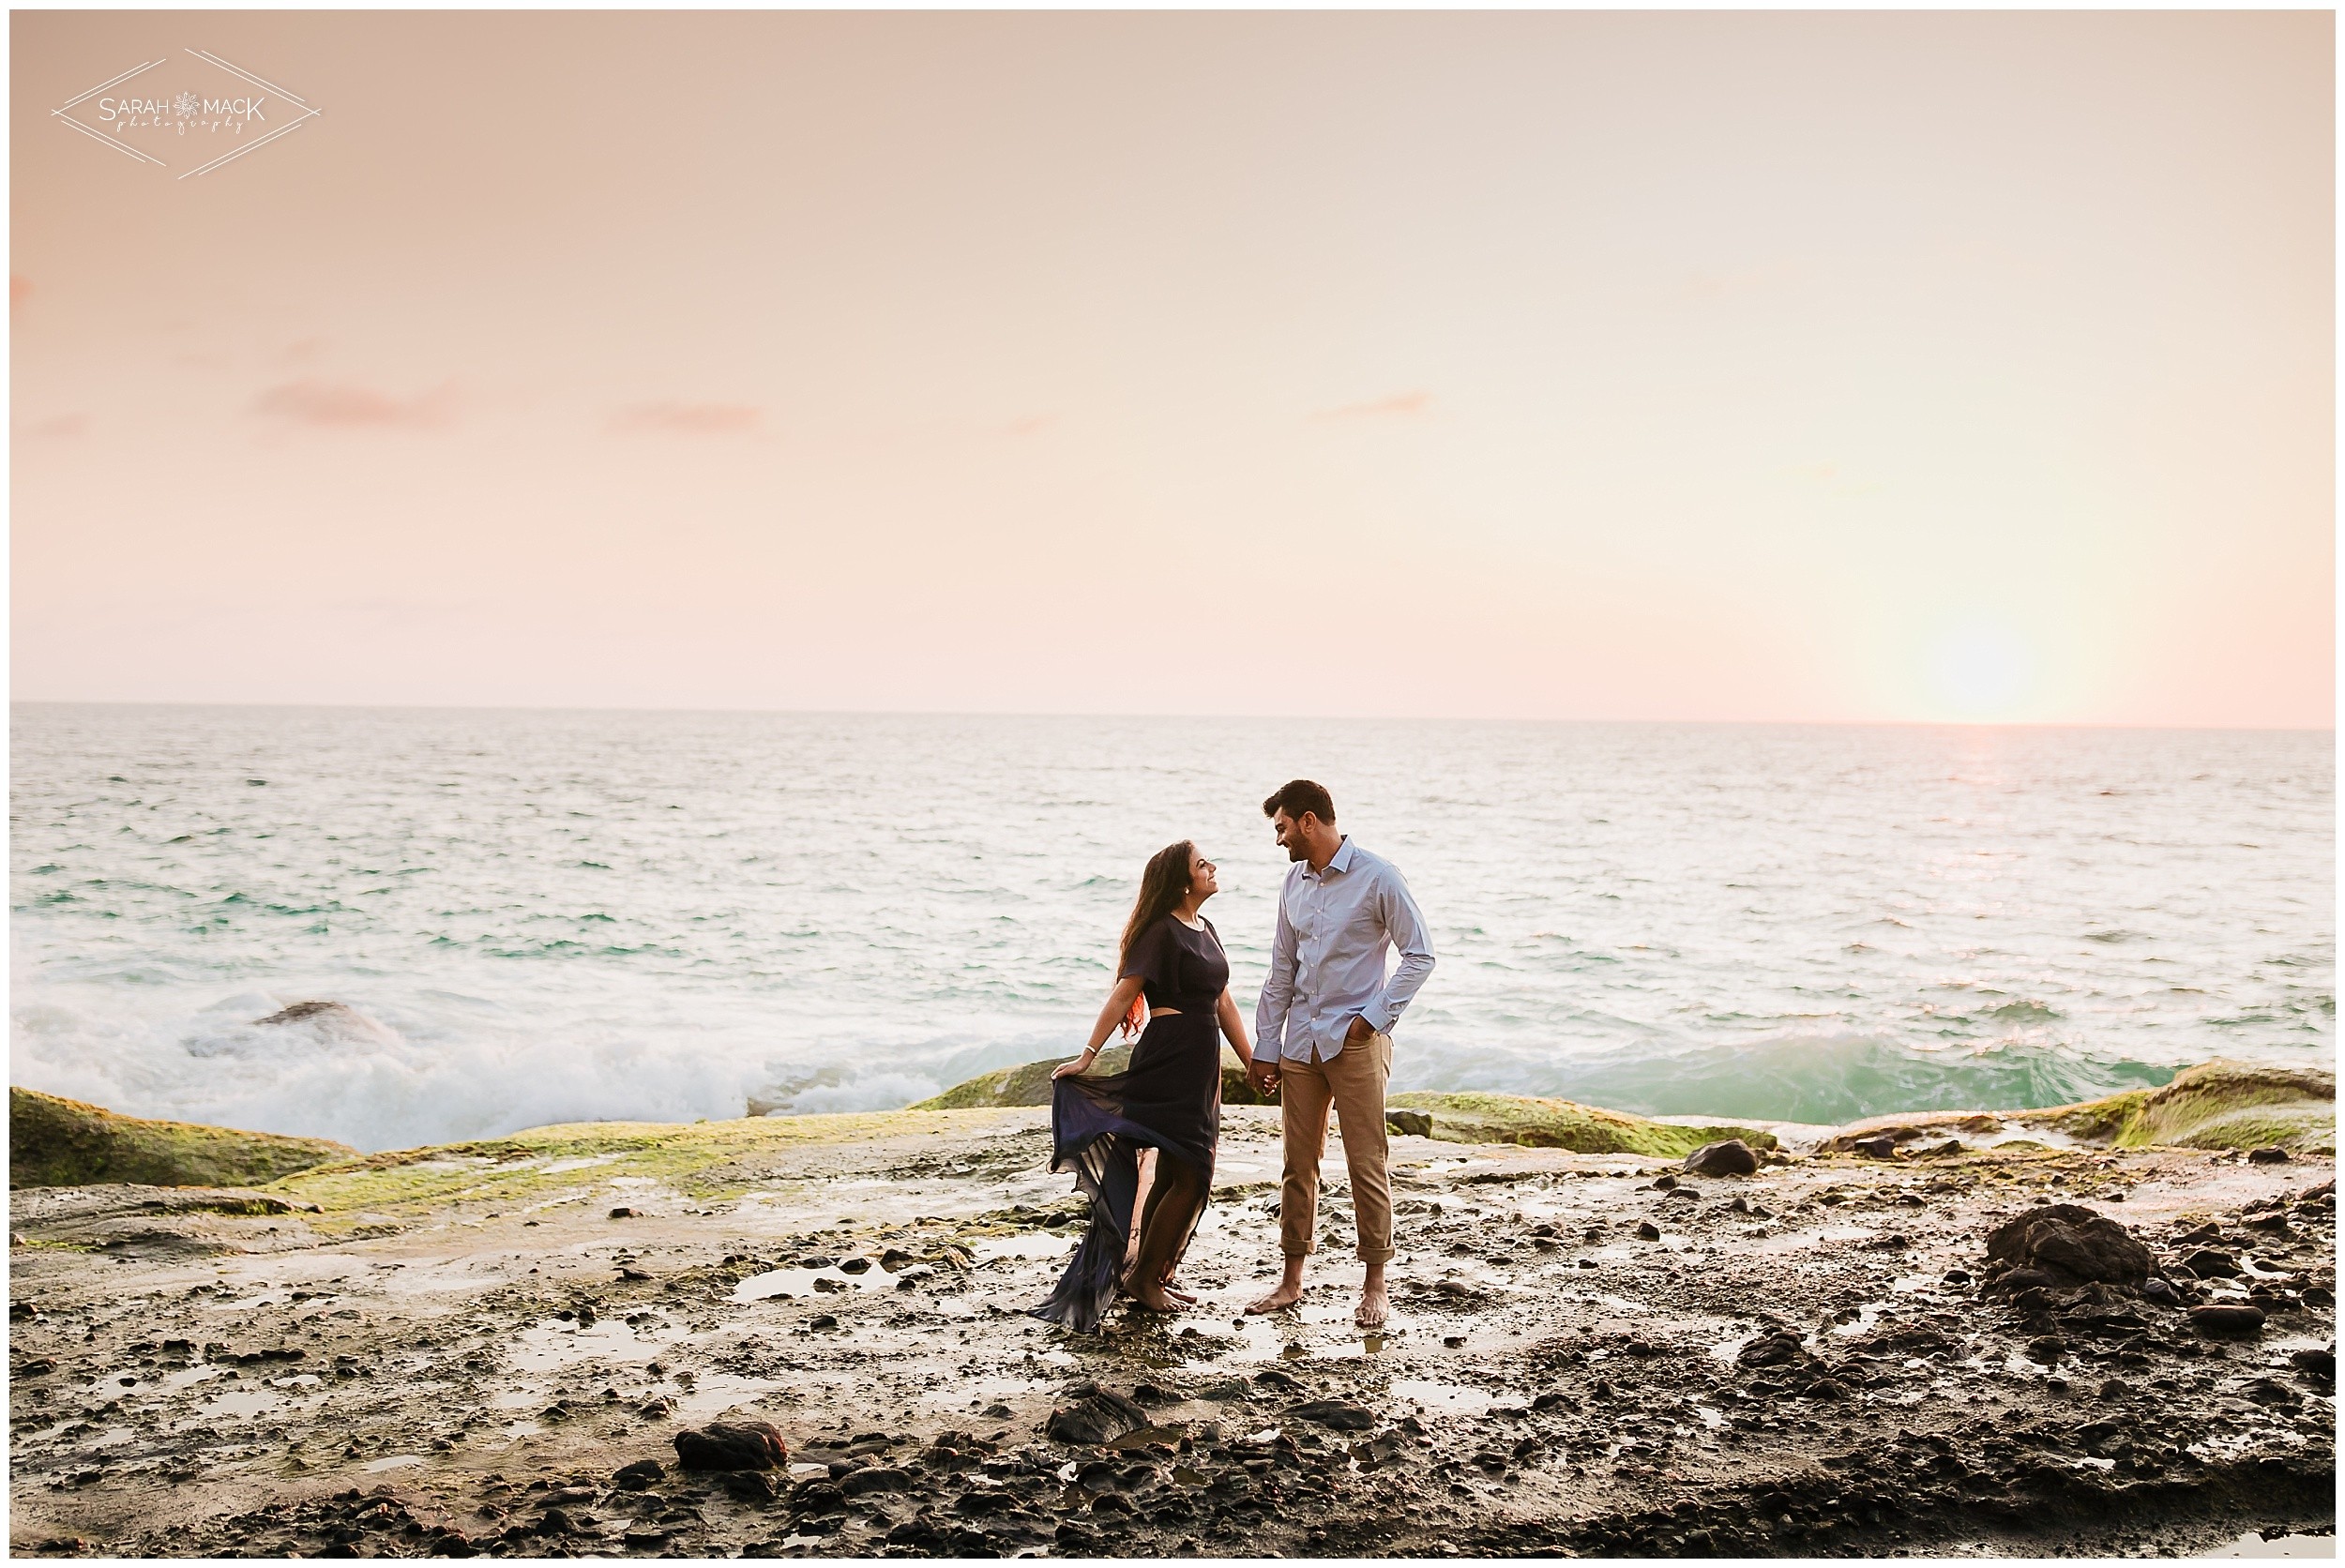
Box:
[1262,779,1336,824]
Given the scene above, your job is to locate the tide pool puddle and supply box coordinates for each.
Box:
[971,1234,1076,1263]
[733,1265,893,1304]
[1389,1378,1495,1415]
[364,1455,427,1473]
[197,1388,285,1421]
[509,1317,671,1374]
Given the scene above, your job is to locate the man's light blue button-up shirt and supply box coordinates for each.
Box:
[1254,837,1435,1064]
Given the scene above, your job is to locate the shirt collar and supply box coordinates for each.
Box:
[1318,836,1356,878]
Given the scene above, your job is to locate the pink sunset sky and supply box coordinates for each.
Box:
[10,10,2333,726]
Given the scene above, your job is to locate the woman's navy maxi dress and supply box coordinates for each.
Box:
[1030,913,1229,1332]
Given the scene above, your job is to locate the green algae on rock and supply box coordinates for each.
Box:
[2020,1058,2336,1153]
[1382,1091,1779,1156]
[267,1107,1028,1215]
[8,1087,356,1191]
[909,1046,1265,1110]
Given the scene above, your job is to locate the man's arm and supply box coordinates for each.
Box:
[1358,865,1434,1034]
[1253,879,1300,1067]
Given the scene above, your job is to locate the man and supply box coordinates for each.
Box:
[1247,779,1435,1329]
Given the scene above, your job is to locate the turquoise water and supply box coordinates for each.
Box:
[9,704,2332,1152]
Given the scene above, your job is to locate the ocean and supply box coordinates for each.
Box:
[8,704,2332,1153]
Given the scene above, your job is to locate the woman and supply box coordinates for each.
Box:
[1031,840,1255,1332]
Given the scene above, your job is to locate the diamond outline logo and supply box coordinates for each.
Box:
[51,48,322,179]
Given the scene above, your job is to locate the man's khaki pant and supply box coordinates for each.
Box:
[1277,1031,1394,1264]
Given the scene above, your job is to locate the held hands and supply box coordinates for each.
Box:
[1248,1055,1281,1097]
[1052,1049,1099,1080]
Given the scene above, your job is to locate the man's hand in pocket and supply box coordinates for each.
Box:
[1344,1016,1375,1047]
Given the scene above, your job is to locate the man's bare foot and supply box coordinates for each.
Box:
[1354,1284,1389,1329]
[1246,1282,1304,1315]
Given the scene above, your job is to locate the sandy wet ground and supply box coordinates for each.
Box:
[8,1107,2336,1557]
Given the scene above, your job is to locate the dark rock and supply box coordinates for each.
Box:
[1385,1109,1433,1138]
[840,1467,911,1497]
[1985,1204,2153,1289]
[1634,1221,1662,1241]
[2188,1304,2265,1336]
[2183,1249,2241,1279]
[722,1470,779,1502]
[2025,1335,2068,1364]
[1046,1383,1147,1447]
[1652,1174,1678,1191]
[2288,1348,2334,1380]
[608,1208,639,1219]
[1290,1400,1373,1432]
[1252,1368,1305,1393]
[838,1256,871,1274]
[1943,1269,1973,1286]
[1684,1138,1760,1177]
[1130,1382,1182,1407]
[2247,1147,2291,1165]
[1736,1332,1806,1369]
[1852,1135,1900,1160]
[613,1459,664,1491]
[2243,1376,2301,1406]
[673,1421,790,1471]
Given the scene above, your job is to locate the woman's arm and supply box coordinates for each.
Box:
[1053,974,1148,1079]
[1215,987,1254,1069]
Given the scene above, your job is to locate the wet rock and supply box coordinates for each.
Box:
[2025,1336,2068,1364]
[1683,1139,1759,1177]
[1851,1136,1900,1160]
[2182,1249,2239,1279]
[840,1467,911,1497]
[1635,1221,1662,1242]
[1985,1204,2153,1289]
[2243,1376,2301,1406]
[1386,1109,1433,1138]
[2289,1348,2334,1380]
[1046,1383,1148,1447]
[1736,1333,1806,1369]
[1253,1368,1305,1393]
[2247,1147,2291,1165]
[613,1459,664,1490]
[672,1421,790,1471]
[609,1207,640,1220]
[1291,1400,1374,1432]
[722,1470,779,1502]
[838,1257,871,1274]
[2188,1304,2265,1336]
[1651,1174,1678,1191]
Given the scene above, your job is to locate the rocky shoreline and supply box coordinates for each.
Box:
[8,1073,2337,1559]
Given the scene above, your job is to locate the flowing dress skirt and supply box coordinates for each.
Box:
[1030,1011,1223,1333]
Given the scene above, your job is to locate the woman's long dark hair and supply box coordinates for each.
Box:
[1119,840,1197,967]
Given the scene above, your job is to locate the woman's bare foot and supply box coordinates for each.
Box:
[1127,1285,1185,1312]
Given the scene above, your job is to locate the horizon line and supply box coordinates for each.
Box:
[8,697,2334,736]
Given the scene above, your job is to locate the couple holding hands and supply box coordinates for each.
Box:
[1030,779,1436,1334]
